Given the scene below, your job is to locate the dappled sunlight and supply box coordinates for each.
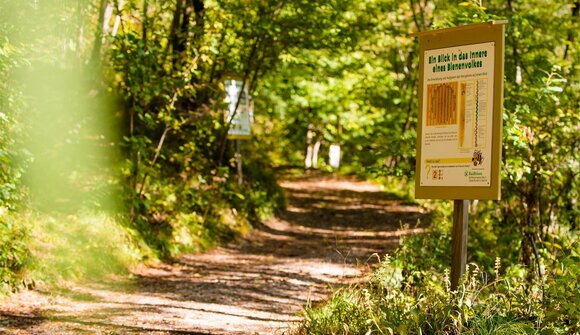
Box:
[0,0,576,332]
[281,175,383,194]
[0,174,427,334]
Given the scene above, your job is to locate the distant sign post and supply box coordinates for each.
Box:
[225,79,252,140]
[414,21,506,289]
[224,78,253,185]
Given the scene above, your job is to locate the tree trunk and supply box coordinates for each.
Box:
[312,140,321,169]
[305,124,314,169]
[168,0,184,67]
[89,0,108,67]
[192,0,205,41]
[111,0,124,37]
[142,0,149,43]
[563,1,579,61]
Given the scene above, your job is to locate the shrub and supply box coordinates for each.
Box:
[294,217,579,334]
[0,210,30,293]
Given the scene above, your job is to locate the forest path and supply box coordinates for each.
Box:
[0,173,427,335]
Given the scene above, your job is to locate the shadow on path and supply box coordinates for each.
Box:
[0,173,429,335]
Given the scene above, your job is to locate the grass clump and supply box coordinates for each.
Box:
[297,257,540,335]
[294,219,579,335]
[0,209,145,292]
[302,290,371,335]
[28,212,142,284]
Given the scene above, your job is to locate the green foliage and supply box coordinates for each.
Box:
[29,213,140,283]
[0,7,31,292]
[0,0,577,319]
[258,1,421,175]
[295,226,578,335]
[541,233,580,332]
[259,0,579,282]
[0,21,26,209]
[103,0,337,258]
[300,289,370,335]
[0,211,30,294]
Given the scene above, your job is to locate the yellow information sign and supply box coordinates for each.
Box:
[414,21,506,200]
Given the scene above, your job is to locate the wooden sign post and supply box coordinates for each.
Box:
[452,199,469,289]
[414,21,506,290]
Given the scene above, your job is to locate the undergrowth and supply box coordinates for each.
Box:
[0,164,285,292]
[125,163,285,260]
[0,210,30,294]
[295,216,579,335]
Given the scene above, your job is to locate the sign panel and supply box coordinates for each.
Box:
[421,42,494,187]
[329,144,341,168]
[414,21,506,200]
[225,79,252,139]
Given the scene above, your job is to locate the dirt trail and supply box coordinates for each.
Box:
[0,173,427,335]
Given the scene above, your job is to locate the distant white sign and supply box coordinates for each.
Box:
[329,144,341,168]
[225,79,252,139]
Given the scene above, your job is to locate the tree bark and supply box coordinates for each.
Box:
[111,0,124,37]
[89,0,108,67]
[192,0,205,41]
[312,140,321,169]
[142,0,149,43]
[305,123,314,169]
[168,0,184,67]
[563,1,579,61]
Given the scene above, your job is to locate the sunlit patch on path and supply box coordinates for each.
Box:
[0,173,428,334]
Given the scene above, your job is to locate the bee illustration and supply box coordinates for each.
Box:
[472,150,483,166]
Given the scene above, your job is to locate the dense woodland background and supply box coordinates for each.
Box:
[0,0,578,333]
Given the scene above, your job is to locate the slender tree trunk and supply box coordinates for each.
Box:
[90,0,108,66]
[563,1,579,61]
[312,140,321,169]
[168,0,184,67]
[305,123,314,169]
[103,3,113,39]
[179,0,193,53]
[142,0,149,43]
[192,0,205,41]
[111,0,124,37]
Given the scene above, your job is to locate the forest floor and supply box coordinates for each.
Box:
[0,173,428,334]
